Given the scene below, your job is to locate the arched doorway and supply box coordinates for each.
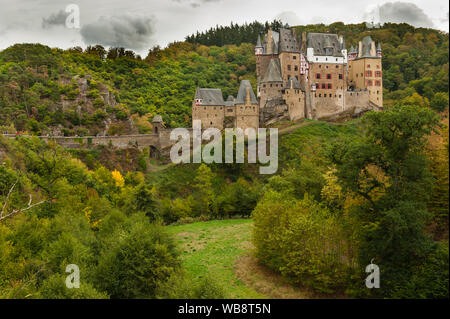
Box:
[149,145,160,159]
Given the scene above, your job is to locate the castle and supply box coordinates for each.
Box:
[193,28,383,130]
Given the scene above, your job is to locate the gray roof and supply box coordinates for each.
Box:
[261,58,283,83]
[360,35,377,58]
[194,88,224,106]
[225,95,235,106]
[256,34,262,47]
[285,76,304,91]
[235,80,258,104]
[307,33,343,57]
[279,28,300,53]
[376,42,382,51]
[152,115,163,123]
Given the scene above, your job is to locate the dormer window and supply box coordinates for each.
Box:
[195,98,203,105]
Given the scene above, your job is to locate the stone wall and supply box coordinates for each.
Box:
[2,134,160,150]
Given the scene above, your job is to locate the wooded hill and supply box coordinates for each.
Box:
[0,22,448,136]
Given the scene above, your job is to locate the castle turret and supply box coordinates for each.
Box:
[376,42,382,58]
[255,34,263,56]
[152,115,163,134]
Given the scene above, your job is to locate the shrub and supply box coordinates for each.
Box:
[39,274,108,299]
[252,191,354,294]
[94,219,179,298]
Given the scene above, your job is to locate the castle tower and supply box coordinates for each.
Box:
[152,115,163,135]
[259,58,283,109]
[234,80,259,131]
[348,36,383,107]
[192,88,225,129]
[255,34,263,56]
[376,42,382,58]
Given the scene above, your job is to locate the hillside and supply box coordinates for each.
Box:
[0,22,448,138]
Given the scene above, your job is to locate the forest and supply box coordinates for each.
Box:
[0,21,448,298]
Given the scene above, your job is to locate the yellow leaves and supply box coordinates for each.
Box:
[321,167,343,206]
[111,169,124,188]
[83,206,102,230]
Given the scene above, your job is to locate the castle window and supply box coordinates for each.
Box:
[288,65,291,71]
[322,83,326,89]
[319,65,321,68]
[336,58,338,62]
[316,73,321,79]
[319,94,322,97]
[327,74,332,79]
[293,56,297,60]
[339,94,342,98]
[328,83,332,89]
[339,74,343,79]
[210,122,212,125]
[294,66,298,71]
[336,65,339,68]
[329,94,332,97]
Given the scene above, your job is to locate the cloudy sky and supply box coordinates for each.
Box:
[0,0,448,56]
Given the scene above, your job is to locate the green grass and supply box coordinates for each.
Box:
[166,219,266,298]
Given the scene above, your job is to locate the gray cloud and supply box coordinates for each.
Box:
[366,2,434,28]
[172,0,222,8]
[274,11,302,26]
[42,10,68,29]
[80,15,155,50]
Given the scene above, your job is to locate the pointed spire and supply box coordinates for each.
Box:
[256,34,262,47]
[341,38,346,50]
[376,42,382,51]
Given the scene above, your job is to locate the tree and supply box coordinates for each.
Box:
[328,104,442,297]
[95,219,179,298]
[192,164,215,216]
[430,92,449,112]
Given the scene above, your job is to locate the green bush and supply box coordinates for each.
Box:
[252,191,354,294]
[94,218,180,298]
[39,274,108,299]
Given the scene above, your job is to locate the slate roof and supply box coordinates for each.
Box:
[152,115,163,123]
[306,33,343,57]
[261,58,283,83]
[285,76,304,91]
[225,95,235,106]
[194,88,224,106]
[279,28,300,53]
[235,80,258,104]
[360,35,379,58]
[256,34,262,47]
